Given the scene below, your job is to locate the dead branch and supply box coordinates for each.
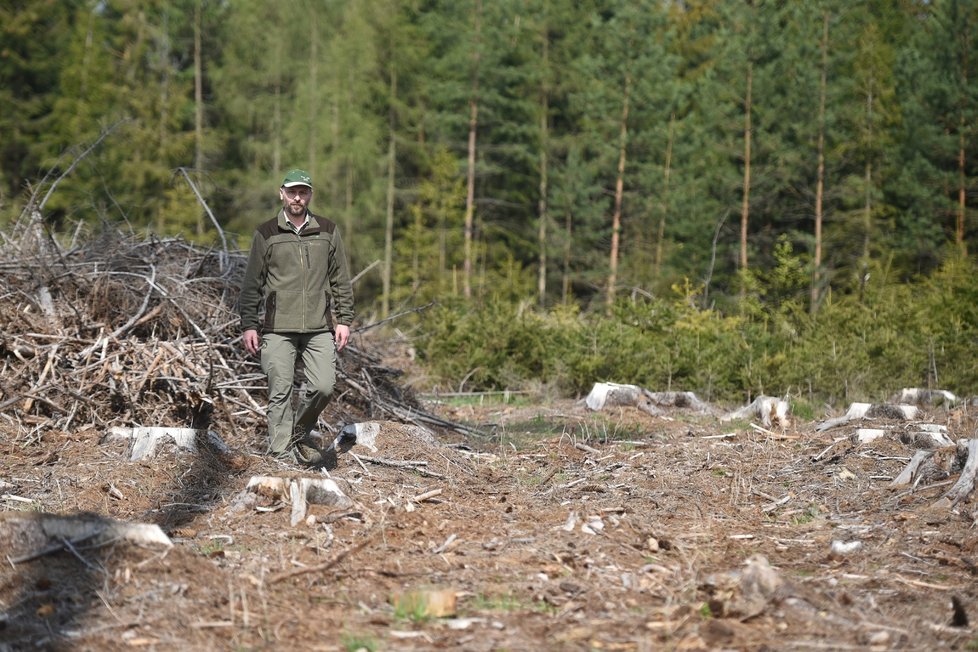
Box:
[268,522,383,584]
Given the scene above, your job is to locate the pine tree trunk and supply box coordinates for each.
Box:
[463,0,482,300]
[607,73,630,311]
[812,12,828,312]
[562,210,573,304]
[654,113,675,281]
[193,0,204,237]
[383,65,397,319]
[740,62,753,272]
[958,119,967,255]
[863,83,873,265]
[537,85,550,308]
[273,39,282,176]
[308,13,318,179]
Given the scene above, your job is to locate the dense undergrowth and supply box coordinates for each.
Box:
[412,256,978,408]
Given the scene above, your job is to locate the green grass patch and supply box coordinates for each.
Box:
[341,632,378,652]
[392,593,431,624]
[468,592,556,615]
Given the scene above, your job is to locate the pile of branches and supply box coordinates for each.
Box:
[0,214,475,446]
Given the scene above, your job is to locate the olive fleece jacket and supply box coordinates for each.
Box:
[238,210,355,334]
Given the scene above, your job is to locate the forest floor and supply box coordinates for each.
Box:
[4,365,978,652]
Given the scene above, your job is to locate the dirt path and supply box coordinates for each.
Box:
[2,400,977,651]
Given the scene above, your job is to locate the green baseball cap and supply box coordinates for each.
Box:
[282,168,313,188]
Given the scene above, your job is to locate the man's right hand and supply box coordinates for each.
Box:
[243,329,260,355]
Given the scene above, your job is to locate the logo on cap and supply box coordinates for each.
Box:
[282,169,313,188]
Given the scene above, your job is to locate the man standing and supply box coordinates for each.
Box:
[238,169,355,465]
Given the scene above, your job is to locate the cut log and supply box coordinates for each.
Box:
[890,450,935,487]
[815,403,918,432]
[889,388,958,406]
[644,391,715,413]
[242,475,353,526]
[891,443,964,489]
[899,425,954,450]
[938,439,978,508]
[721,395,789,428]
[585,383,649,412]
[0,511,171,563]
[852,428,887,444]
[105,426,230,461]
[584,383,713,416]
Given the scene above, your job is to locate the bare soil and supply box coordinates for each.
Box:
[3,389,978,652]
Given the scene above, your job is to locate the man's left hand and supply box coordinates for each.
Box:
[335,324,350,351]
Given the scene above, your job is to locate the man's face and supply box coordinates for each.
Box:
[280,185,312,217]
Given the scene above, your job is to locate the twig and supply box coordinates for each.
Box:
[411,488,443,503]
[356,455,445,479]
[575,442,600,455]
[177,167,228,273]
[38,121,126,213]
[350,452,371,475]
[269,525,382,584]
[353,301,435,335]
[350,259,380,284]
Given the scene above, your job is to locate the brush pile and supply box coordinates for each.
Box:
[0,215,468,449]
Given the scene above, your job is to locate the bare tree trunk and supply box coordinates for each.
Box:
[812,11,828,312]
[863,83,873,265]
[412,204,422,294]
[273,40,282,176]
[330,93,339,218]
[308,13,318,180]
[193,0,204,237]
[654,113,675,281]
[739,62,753,273]
[463,0,482,300]
[958,119,968,256]
[537,32,550,308]
[607,73,630,312]
[383,65,397,319]
[157,12,170,234]
[562,210,573,304]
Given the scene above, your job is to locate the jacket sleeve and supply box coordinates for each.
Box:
[238,231,267,332]
[328,228,356,326]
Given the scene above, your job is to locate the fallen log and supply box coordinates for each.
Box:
[889,387,958,406]
[584,383,714,416]
[0,511,172,564]
[815,403,919,432]
[721,395,789,429]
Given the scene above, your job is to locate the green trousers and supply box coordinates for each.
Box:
[259,331,337,454]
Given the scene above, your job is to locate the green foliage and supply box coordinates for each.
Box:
[340,633,378,652]
[415,256,978,404]
[2,0,978,336]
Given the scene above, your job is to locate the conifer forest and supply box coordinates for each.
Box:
[3,0,978,402]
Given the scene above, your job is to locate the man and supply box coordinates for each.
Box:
[238,169,355,465]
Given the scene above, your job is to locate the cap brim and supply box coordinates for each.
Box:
[282,181,312,188]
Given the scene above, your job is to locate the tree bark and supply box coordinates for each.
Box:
[863,82,874,266]
[607,72,630,311]
[537,31,550,308]
[193,0,204,237]
[654,113,675,281]
[383,65,397,319]
[308,12,318,180]
[463,0,482,300]
[740,62,753,273]
[812,11,828,312]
